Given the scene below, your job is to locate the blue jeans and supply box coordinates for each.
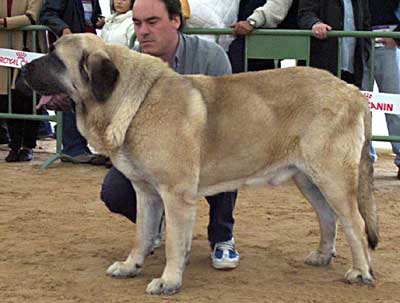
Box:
[101,167,237,244]
[62,112,90,157]
[363,47,400,167]
[38,110,53,136]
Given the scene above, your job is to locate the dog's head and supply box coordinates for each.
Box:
[23,33,119,103]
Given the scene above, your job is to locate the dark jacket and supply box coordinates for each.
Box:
[369,0,400,29]
[298,0,370,88]
[238,0,265,21]
[369,0,400,45]
[278,0,299,29]
[40,0,102,37]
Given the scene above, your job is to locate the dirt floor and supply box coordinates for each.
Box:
[1,140,400,303]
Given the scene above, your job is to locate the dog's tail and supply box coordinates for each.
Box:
[357,108,379,249]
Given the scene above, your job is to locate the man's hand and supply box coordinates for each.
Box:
[62,28,72,36]
[376,37,398,48]
[96,16,105,28]
[312,22,332,39]
[36,94,72,111]
[0,18,4,26]
[231,21,254,36]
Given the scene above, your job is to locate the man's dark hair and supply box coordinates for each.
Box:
[160,0,185,31]
[111,0,135,13]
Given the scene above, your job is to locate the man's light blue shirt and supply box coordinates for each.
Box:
[134,33,232,76]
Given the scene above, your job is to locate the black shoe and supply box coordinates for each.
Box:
[90,154,110,166]
[105,159,113,169]
[0,137,10,145]
[19,148,33,161]
[60,152,94,164]
[5,149,20,162]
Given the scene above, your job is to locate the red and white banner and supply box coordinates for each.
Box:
[0,48,44,69]
[362,91,400,115]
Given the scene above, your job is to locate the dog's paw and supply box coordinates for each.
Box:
[304,250,334,266]
[106,261,141,278]
[345,268,375,286]
[146,278,181,295]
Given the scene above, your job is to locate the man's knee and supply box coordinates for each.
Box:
[100,167,137,223]
[100,182,120,212]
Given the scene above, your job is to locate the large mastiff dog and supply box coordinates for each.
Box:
[23,34,378,295]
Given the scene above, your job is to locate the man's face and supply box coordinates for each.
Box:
[132,0,180,57]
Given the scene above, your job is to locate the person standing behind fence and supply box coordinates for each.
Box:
[298,0,370,89]
[183,0,240,51]
[0,0,44,162]
[100,0,134,47]
[39,0,105,164]
[228,0,294,73]
[363,0,400,179]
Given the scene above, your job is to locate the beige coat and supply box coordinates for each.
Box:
[0,0,43,95]
[247,0,292,28]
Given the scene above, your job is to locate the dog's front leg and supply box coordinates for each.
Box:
[146,188,197,295]
[107,184,163,278]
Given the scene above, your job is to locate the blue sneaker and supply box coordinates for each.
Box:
[211,238,240,269]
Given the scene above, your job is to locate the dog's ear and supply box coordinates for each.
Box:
[86,50,119,102]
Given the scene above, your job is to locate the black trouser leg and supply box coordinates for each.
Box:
[5,90,39,151]
[6,119,24,151]
[0,119,9,143]
[101,166,138,223]
[206,191,238,245]
[22,118,40,149]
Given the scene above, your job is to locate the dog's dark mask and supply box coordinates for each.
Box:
[21,49,67,96]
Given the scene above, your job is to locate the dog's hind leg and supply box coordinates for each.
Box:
[293,172,337,266]
[146,187,197,295]
[107,182,164,278]
[306,164,374,285]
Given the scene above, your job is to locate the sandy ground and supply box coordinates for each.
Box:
[1,140,400,303]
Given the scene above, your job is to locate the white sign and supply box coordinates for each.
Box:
[0,48,44,69]
[362,91,400,115]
